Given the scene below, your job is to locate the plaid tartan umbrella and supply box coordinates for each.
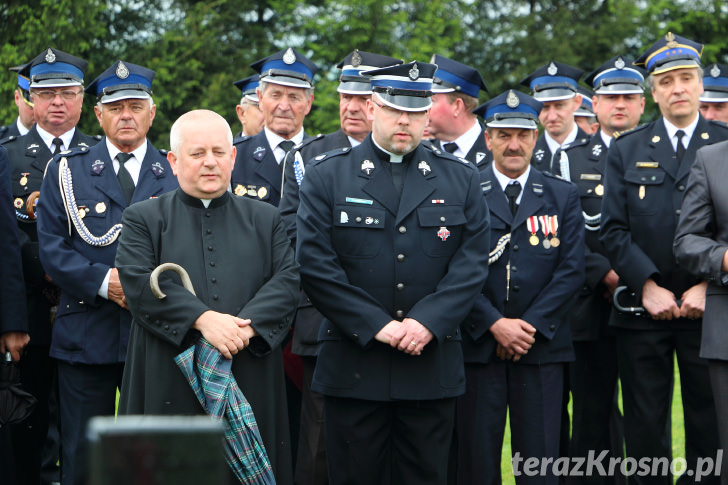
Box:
[175,337,276,484]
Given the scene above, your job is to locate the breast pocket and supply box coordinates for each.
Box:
[75,198,113,234]
[417,205,467,257]
[624,169,665,216]
[332,205,386,258]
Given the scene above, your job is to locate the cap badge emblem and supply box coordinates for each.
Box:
[283,48,296,65]
[351,50,362,68]
[45,48,56,63]
[506,90,520,108]
[409,64,420,80]
[665,32,678,48]
[615,57,625,69]
[116,61,130,79]
[711,64,721,78]
[547,62,558,76]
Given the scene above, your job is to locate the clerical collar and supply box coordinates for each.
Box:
[371,137,415,164]
[177,188,230,208]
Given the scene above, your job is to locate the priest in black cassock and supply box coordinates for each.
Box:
[115,109,299,484]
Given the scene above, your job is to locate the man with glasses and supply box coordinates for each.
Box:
[296,61,490,484]
[0,48,99,485]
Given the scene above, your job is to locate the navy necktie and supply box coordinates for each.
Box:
[504,181,522,216]
[52,138,63,155]
[675,130,686,163]
[443,142,458,154]
[116,152,136,204]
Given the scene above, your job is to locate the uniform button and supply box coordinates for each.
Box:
[513,285,520,292]
[145,314,150,319]
[549,324,556,331]
[397,254,405,262]
[396,283,404,291]
[164,324,169,330]
[511,266,517,272]
[155,320,161,325]
[208,246,213,251]
[470,323,476,330]
[513,244,519,251]
[440,216,446,222]
[66,304,70,309]
[675,209,681,215]
[212,295,218,300]
[356,216,362,222]
[210,261,216,267]
[640,176,646,182]
[172,330,177,336]
[678,185,685,191]
[206,229,212,234]
[205,211,211,217]
[399,226,406,234]
[211,277,217,283]
[445,335,452,341]
[352,333,359,340]
[327,329,334,336]
[395,310,404,318]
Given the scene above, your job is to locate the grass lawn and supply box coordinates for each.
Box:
[499,361,685,484]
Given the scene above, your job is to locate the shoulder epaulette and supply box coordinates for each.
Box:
[93,134,103,141]
[233,135,251,145]
[59,145,90,159]
[423,142,471,165]
[1,134,19,146]
[707,119,728,131]
[613,123,648,140]
[294,133,325,151]
[158,148,168,156]
[308,146,351,166]
[543,170,573,184]
[562,137,590,151]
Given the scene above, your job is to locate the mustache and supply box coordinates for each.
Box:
[503,149,526,157]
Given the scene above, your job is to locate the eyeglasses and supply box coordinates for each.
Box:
[31,90,83,101]
[373,101,427,119]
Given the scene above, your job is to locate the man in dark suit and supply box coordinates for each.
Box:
[115,109,299,484]
[521,61,588,173]
[231,48,318,207]
[456,90,585,485]
[1,48,100,485]
[426,54,490,170]
[279,48,402,485]
[555,56,646,484]
[296,61,490,485]
[0,64,35,142]
[600,32,728,485]
[0,144,30,485]
[37,60,178,485]
[674,140,728,485]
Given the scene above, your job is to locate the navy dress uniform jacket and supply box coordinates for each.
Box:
[296,137,491,401]
[280,129,352,356]
[36,139,178,364]
[462,126,491,171]
[3,126,100,345]
[462,165,585,365]
[600,116,728,330]
[231,130,310,207]
[554,134,613,341]
[0,145,28,335]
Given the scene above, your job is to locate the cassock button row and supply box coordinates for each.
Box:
[398,226,406,234]
[397,254,405,262]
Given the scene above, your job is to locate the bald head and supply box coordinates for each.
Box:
[170,109,233,153]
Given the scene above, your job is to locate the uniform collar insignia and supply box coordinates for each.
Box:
[480,180,492,193]
[361,159,375,175]
[91,159,105,175]
[253,146,266,161]
[476,152,486,164]
[532,183,543,194]
[535,148,545,161]
[418,160,431,176]
[151,161,165,177]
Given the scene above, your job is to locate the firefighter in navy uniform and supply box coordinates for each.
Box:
[521,61,588,173]
[278,48,402,485]
[555,56,646,484]
[0,63,35,143]
[0,48,99,485]
[600,33,728,485]
[456,89,585,485]
[296,61,490,485]
[231,47,318,207]
[37,60,178,485]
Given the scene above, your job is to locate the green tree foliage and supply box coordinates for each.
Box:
[3,0,728,147]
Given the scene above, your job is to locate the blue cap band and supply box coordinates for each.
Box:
[530,75,578,90]
[370,78,431,91]
[434,69,480,97]
[260,59,313,80]
[30,62,84,81]
[17,75,29,91]
[95,73,151,95]
[704,76,728,89]
[486,104,540,119]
